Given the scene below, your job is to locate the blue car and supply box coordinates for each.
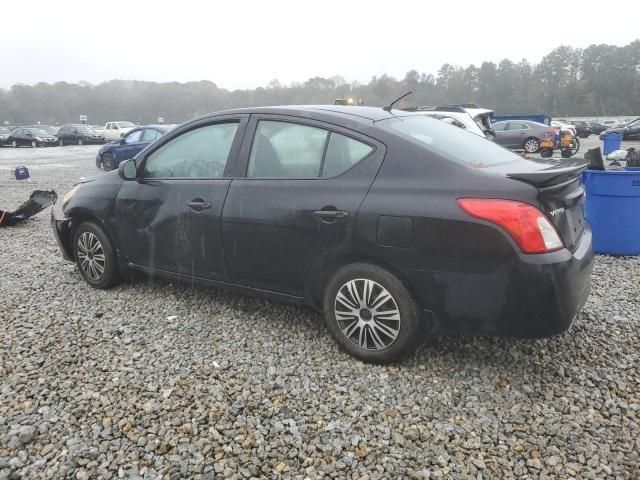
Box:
[96,124,175,171]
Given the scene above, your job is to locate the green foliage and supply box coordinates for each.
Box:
[1,41,638,125]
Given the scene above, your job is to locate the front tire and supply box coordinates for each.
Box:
[323,263,422,363]
[523,137,540,153]
[102,153,115,171]
[11,140,18,148]
[31,140,37,148]
[73,222,120,289]
[58,138,64,146]
[77,138,84,146]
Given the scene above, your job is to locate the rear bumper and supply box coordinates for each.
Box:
[405,227,594,338]
[51,206,74,262]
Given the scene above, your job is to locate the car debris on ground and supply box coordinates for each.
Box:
[0,190,57,227]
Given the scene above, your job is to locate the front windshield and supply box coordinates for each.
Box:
[117,122,135,128]
[0,127,10,134]
[379,115,521,168]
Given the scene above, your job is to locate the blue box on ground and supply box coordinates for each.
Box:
[582,169,640,255]
[14,166,30,180]
[602,132,623,155]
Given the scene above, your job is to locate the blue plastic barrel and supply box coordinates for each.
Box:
[582,170,640,255]
[602,132,623,155]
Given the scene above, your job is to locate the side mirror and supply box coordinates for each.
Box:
[119,159,137,180]
[119,138,126,145]
[26,132,33,137]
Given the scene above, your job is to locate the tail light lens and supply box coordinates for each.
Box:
[457,198,564,254]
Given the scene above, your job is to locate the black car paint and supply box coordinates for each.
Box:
[600,117,640,140]
[7,127,57,147]
[53,106,593,338]
[57,124,105,145]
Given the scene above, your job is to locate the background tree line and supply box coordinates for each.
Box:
[1,41,639,125]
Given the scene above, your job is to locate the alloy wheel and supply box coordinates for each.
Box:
[76,232,106,281]
[334,278,401,351]
[524,138,539,153]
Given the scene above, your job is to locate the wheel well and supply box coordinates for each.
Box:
[306,254,422,313]
[68,213,117,259]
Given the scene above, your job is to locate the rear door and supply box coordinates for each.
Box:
[112,116,247,280]
[221,115,385,296]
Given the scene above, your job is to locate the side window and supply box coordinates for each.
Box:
[322,132,373,177]
[141,129,161,142]
[438,116,467,129]
[247,121,328,178]
[124,130,142,144]
[144,122,239,179]
[492,122,507,132]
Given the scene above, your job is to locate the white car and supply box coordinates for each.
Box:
[551,120,577,137]
[103,121,137,141]
[405,105,495,139]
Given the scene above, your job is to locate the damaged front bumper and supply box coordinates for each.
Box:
[51,205,74,262]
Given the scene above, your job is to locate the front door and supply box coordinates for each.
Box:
[112,117,247,281]
[115,129,145,163]
[222,116,384,296]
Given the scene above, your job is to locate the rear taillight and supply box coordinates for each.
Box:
[457,198,564,254]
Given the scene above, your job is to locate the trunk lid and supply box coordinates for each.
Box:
[506,161,587,252]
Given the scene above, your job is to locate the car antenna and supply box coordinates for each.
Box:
[383,91,413,112]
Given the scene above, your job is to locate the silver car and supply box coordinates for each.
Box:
[492,120,552,153]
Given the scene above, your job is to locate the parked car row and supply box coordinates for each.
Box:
[0,121,139,147]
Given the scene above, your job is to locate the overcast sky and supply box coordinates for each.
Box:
[2,0,639,90]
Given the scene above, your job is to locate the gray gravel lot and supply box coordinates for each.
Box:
[1,145,639,479]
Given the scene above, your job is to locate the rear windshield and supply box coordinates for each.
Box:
[379,116,521,167]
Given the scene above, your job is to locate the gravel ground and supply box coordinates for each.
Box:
[1,145,639,479]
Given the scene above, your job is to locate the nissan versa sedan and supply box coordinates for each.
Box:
[52,106,594,363]
[7,127,58,147]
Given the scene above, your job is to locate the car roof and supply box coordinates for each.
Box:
[200,105,420,124]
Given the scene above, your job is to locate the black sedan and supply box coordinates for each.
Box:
[600,117,640,140]
[588,122,608,135]
[567,120,593,138]
[7,127,58,147]
[57,124,106,145]
[52,106,593,363]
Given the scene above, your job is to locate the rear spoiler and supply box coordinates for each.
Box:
[506,164,587,188]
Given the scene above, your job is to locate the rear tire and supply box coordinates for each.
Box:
[102,153,115,171]
[73,222,120,289]
[523,137,540,153]
[323,263,422,363]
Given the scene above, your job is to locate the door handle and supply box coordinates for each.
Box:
[313,209,349,221]
[186,199,213,212]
